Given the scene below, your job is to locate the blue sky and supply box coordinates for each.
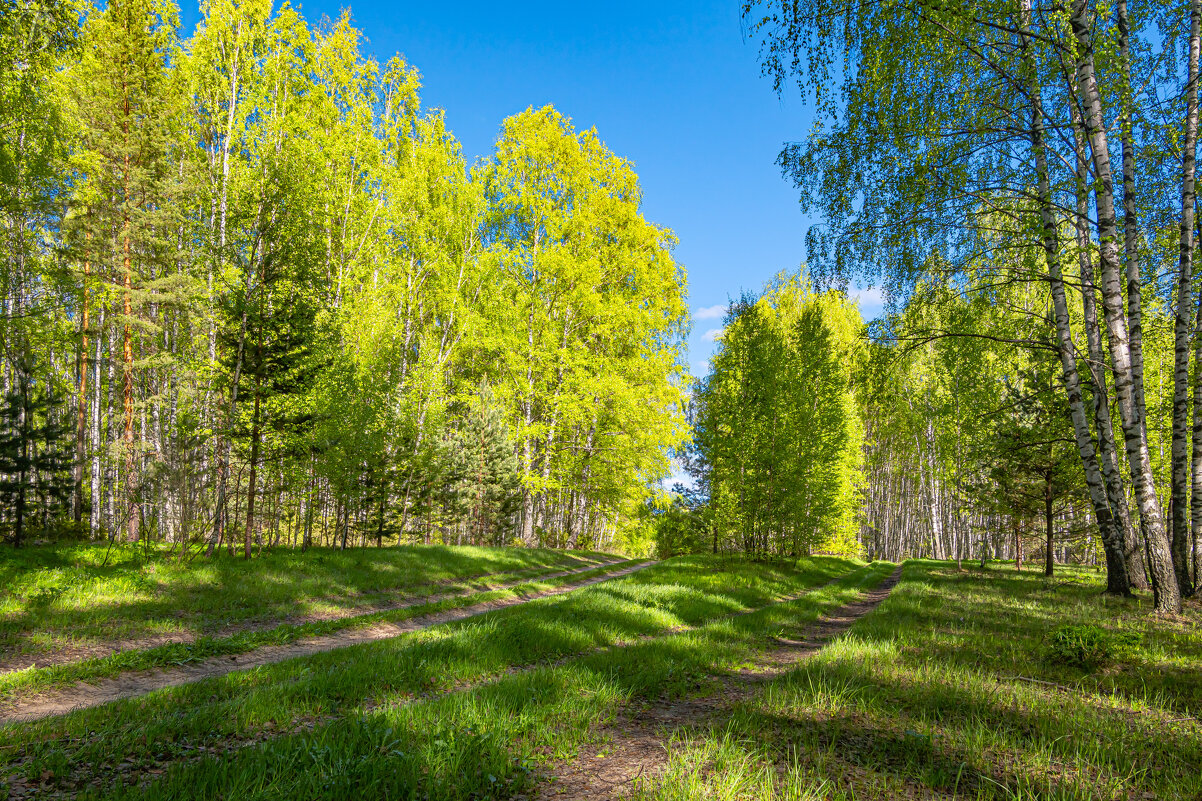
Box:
[180,0,884,372]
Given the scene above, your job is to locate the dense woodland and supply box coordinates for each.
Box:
[2,4,1200,800]
[733,0,1202,612]
[0,0,689,557]
[653,0,1202,613]
[683,276,866,558]
[4,0,1202,617]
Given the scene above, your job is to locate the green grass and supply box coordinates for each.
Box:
[0,543,616,663]
[626,732,832,801]
[0,558,646,703]
[626,560,1202,800]
[14,557,1190,800]
[0,554,878,800]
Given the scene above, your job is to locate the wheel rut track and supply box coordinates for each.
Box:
[0,556,627,676]
[2,564,877,800]
[533,565,906,801]
[0,560,655,725]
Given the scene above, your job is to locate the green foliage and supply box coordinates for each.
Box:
[858,269,1098,564]
[0,0,77,214]
[1044,623,1140,671]
[0,375,74,545]
[476,106,690,548]
[693,273,865,557]
[440,385,523,545]
[0,0,690,554]
[650,492,709,558]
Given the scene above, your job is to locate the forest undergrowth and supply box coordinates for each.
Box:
[628,560,1202,800]
[0,553,864,799]
[0,544,614,666]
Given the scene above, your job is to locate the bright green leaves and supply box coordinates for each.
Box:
[3,2,688,551]
[694,274,866,556]
[476,106,689,545]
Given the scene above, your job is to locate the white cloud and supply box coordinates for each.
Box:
[849,286,887,319]
[693,304,726,321]
[659,459,696,492]
[849,286,884,306]
[701,327,723,343]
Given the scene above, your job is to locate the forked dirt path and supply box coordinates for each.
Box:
[533,565,905,801]
[0,560,657,725]
[0,557,627,675]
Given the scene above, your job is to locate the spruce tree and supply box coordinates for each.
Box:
[444,385,522,545]
[0,366,73,546]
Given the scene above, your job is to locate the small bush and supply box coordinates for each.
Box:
[1045,624,1138,670]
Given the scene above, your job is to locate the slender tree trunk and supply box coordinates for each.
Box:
[73,235,90,525]
[1014,515,1022,572]
[1174,0,1202,597]
[90,308,104,540]
[104,322,116,538]
[243,269,268,561]
[1193,278,1202,593]
[1071,0,1181,612]
[1022,0,1130,594]
[122,165,139,544]
[376,485,386,548]
[303,457,315,551]
[520,296,538,546]
[244,370,261,560]
[1112,0,1153,597]
[209,271,252,556]
[14,375,29,547]
[1071,103,1137,593]
[1115,0,1149,426]
[1045,472,1055,577]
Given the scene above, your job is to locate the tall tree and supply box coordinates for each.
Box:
[743,0,1196,611]
[67,0,188,542]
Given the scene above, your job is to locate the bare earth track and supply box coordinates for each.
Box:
[0,564,868,801]
[0,559,656,725]
[532,565,905,800]
[0,556,626,675]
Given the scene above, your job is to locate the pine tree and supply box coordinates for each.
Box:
[65,0,188,542]
[975,361,1082,576]
[220,266,321,555]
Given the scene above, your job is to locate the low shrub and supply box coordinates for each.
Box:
[1044,623,1138,670]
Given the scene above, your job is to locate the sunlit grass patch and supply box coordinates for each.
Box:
[626,731,835,801]
[703,560,1202,800]
[0,555,871,799]
[0,543,617,663]
[0,559,647,702]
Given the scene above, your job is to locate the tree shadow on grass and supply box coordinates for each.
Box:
[0,558,870,800]
[0,545,619,659]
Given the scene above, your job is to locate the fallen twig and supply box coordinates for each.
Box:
[999,675,1073,692]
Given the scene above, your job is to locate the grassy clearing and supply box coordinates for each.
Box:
[0,554,883,800]
[628,560,1202,801]
[0,544,614,662]
[0,559,646,704]
[626,733,831,801]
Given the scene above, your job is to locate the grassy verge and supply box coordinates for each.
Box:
[0,555,877,800]
[0,544,617,661]
[0,559,645,704]
[628,560,1202,801]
